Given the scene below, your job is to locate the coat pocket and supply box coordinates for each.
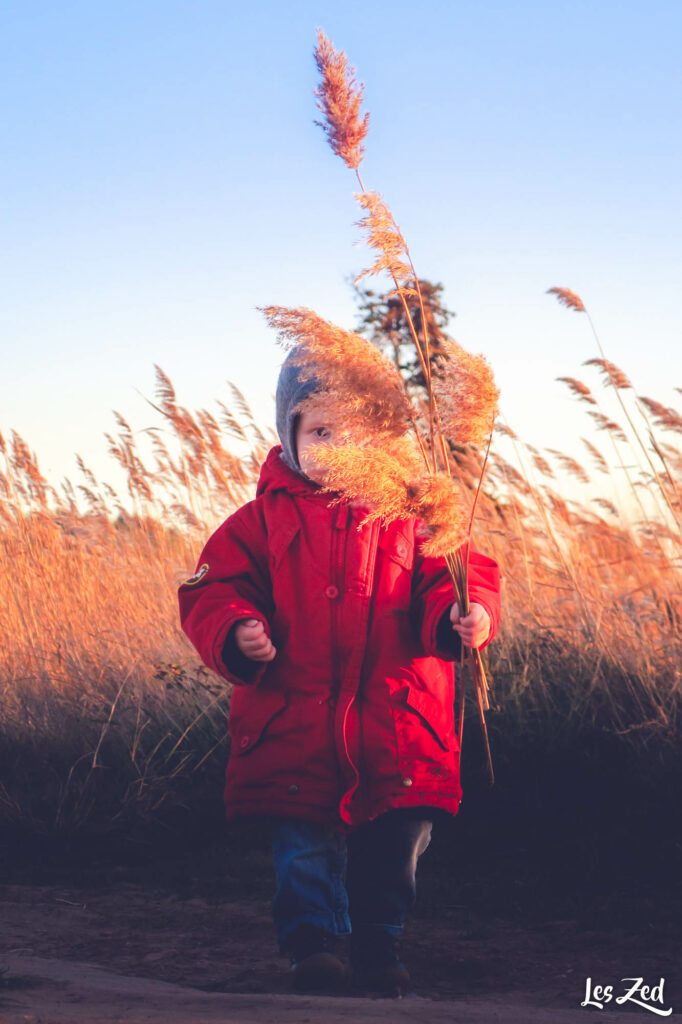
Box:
[377,527,413,569]
[394,684,452,754]
[269,519,301,571]
[377,528,414,611]
[230,688,287,755]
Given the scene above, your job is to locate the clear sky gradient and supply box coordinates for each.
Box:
[3,0,681,503]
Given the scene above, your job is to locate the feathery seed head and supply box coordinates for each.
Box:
[546,448,591,485]
[556,377,597,405]
[638,396,682,434]
[309,438,468,558]
[588,410,628,443]
[581,437,609,473]
[432,339,499,447]
[547,287,586,312]
[312,436,424,524]
[583,358,632,390]
[314,30,369,170]
[494,422,518,440]
[354,191,412,286]
[593,497,619,518]
[531,452,555,478]
[262,305,411,438]
[414,473,468,557]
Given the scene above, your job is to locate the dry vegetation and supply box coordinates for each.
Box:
[1,354,680,836]
[309,29,680,781]
[0,372,275,833]
[1,30,680,839]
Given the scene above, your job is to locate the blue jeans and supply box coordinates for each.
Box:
[271,810,433,951]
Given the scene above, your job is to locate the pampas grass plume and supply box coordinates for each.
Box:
[314,30,369,171]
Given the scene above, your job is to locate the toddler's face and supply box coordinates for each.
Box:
[295,399,343,484]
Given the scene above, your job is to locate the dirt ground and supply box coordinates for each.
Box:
[1,877,679,1023]
[0,954,650,1024]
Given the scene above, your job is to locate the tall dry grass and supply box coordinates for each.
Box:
[1,351,680,836]
[0,371,271,833]
[481,322,681,752]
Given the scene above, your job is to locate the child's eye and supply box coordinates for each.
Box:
[314,427,330,438]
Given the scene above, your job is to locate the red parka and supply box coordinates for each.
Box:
[178,446,501,830]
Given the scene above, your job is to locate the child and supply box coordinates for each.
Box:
[178,348,501,993]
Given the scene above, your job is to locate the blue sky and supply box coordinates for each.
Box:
[3,0,681,505]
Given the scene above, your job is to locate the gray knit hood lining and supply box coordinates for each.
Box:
[275,345,322,475]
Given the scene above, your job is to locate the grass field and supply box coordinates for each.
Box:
[1,364,680,916]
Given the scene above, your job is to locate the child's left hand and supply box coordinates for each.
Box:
[449,602,491,649]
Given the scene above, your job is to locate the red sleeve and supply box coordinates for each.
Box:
[177,501,274,686]
[466,543,501,647]
[411,530,501,659]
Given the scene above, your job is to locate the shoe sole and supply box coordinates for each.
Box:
[292,952,349,992]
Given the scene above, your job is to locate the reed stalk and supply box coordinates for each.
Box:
[311,30,500,780]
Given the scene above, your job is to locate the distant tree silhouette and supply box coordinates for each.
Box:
[353,278,456,394]
[353,278,501,511]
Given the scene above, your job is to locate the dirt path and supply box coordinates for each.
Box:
[0,954,640,1024]
[0,881,678,1022]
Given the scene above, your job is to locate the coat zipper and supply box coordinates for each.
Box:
[335,510,381,823]
[329,502,349,704]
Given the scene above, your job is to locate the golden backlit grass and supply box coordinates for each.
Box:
[308,31,680,782]
[1,358,680,834]
[0,375,270,831]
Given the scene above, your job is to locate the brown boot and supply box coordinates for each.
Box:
[350,927,410,993]
[286,924,348,992]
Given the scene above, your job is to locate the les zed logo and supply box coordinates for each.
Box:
[582,977,671,1016]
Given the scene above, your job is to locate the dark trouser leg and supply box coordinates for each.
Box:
[270,818,351,952]
[346,808,432,977]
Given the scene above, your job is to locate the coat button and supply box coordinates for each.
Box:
[401,777,413,787]
[324,585,339,599]
[396,544,406,558]
[240,736,250,748]
[288,784,299,795]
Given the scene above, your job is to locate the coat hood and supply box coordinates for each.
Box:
[275,345,322,474]
[256,445,327,499]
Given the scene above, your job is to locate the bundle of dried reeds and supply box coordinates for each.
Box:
[264,31,500,780]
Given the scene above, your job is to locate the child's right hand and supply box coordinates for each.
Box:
[234,618,277,662]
